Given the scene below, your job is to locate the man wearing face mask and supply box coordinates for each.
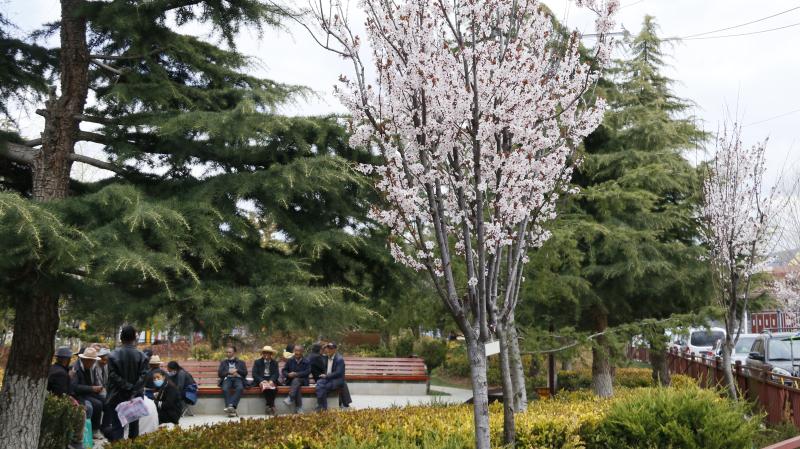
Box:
[217,346,247,417]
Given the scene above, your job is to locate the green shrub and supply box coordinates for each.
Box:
[414,338,447,373]
[592,385,761,449]
[558,368,654,391]
[39,394,84,449]
[394,335,415,358]
[440,343,471,378]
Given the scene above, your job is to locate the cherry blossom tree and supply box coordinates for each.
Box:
[302,1,617,446]
[701,123,781,398]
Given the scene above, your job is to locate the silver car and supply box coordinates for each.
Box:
[713,334,757,364]
[745,332,800,379]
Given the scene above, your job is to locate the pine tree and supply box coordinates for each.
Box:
[0,2,373,446]
[522,16,711,397]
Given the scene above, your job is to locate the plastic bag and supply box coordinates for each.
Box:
[115,397,149,427]
[184,383,198,405]
[82,418,93,448]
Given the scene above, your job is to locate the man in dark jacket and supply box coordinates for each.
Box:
[105,325,149,442]
[315,342,348,411]
[72,347,105,438]
[281,345,310,413]
[252,345,279,415]
[307,343,326,382]
[217,346,247,417]
[47,346,74,396]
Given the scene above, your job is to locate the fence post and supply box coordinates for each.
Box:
[689,352,696,379]
[715,356,722,387]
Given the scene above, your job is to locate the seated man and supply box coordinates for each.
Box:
[71,347,105,439]
[281,345,310,413]
[315,342,347,411]
[47,347,74,396]
[217,346,247,417]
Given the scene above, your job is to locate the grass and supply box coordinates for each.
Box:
[428,389,451,396]
[430,372,471,389]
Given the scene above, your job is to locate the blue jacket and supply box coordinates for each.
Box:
[322,353,346,381]
[281,356,310,382]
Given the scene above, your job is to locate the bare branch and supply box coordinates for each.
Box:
[77,131,109,144]
[0,142,38,165]
[90,60,124,75]
[68,152,126,175]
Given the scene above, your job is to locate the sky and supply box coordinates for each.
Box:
[3,0,800,185]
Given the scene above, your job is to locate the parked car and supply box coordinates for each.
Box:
[745,332,800,380]
[680,327,726,358]
[713,334,757,364]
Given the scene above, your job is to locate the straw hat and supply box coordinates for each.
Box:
[261,345,277,355]
[78,347,100,361]
[148,354,162,365]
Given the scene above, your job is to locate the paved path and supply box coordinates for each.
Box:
[94,387,472,447]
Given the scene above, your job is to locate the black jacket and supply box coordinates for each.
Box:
[217,359,247,386]
[169,369,195,393]
[252,358,279,384]
[47,363,71,396]
[281,356,310,385]
[107,344,149,404]
[308,352,325,381]
[322,353,346,381]
[153,382,182,424]
[71,362,102,399]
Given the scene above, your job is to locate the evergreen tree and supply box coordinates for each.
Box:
[0,2,374,446]
[521,16,711,396]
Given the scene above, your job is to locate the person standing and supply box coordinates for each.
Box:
[281,345,310,413]
[217,346,247,417]
[315,342,347,411]
[252,345,279,415]
[71,347,105,439]
[105,325,150,442]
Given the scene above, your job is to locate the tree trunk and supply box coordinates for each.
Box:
[465,336,491,449]
[591,307,614,397]
[498,325,516,446]
[721,335,737,399]
[647,326,670,386]
[507,318,527,411]
[0,293,60,448]
[0,2,88,448]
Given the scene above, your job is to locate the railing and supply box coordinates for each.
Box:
[667,348,800,430]
[762,435,800,449]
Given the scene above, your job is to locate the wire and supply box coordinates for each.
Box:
[679,20,800,40]
[745,108,800,127]
[619,0,646,9]
[681,5,800,39]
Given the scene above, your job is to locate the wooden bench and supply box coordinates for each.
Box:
[174,357,428,415]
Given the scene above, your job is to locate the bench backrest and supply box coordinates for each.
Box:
[172,357,428,386]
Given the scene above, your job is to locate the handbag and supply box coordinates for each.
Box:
[115,397,149,427]
[183,383,198,405]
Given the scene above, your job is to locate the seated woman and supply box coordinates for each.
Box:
[151,369,182,425]
[167,361,197,409]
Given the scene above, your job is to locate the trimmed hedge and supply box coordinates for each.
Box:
[39,394,85,449]
[110,384,762,449]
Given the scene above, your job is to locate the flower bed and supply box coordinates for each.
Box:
[110,384,761,449]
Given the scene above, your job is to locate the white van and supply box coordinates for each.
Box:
[680,327,726,358]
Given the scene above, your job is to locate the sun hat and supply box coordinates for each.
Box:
[261,345,277,354]
[149,354,162,365]
[78,347,100,360]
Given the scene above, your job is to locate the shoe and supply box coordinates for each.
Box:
[92,430,105,440]
[294,406,302,414]
[283,397,293,406]
[228,407,238,418]
[266,406,276,416]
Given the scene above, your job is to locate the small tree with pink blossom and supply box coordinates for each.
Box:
[303,1,617,446]
[701,123,781,398]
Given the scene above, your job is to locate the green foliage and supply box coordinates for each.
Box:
[593,386,761,449]
[558,368,654,391]
[441,344,471,378]
[414,337,448,373]
[394,334,416,358]
[39,394,84,449]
